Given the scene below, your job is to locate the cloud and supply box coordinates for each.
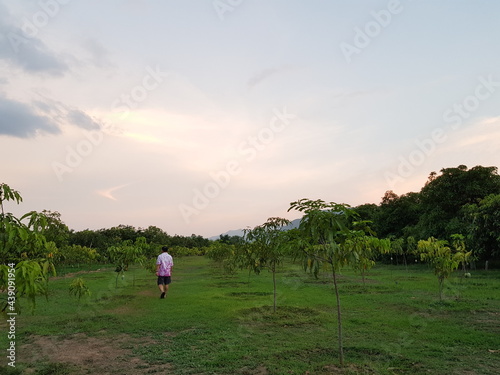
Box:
[453,117,500,149]
[0,3,68,76]
[0,93,104,138]
[439,117,500,151]
[247,65,296,90]
[96,183,133,201]
[79,38,113,69]
[33,95,104,131]
[66,109,102,131]
[0,95,60,138]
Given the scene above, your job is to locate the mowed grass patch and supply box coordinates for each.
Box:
[1,257,499,374]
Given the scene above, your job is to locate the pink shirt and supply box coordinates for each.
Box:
[156,252,173,276]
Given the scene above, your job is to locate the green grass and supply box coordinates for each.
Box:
[1,257,499,374]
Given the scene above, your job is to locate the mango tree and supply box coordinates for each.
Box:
[387,236,406,267]
[462,193,500,264]
[288,198,361,366]
[346,228,391,285]
[244,217,291,312]
[206,241,239,275]
[417,236,471,300]
[59,244,100,266]
[0,183,57,313]
[450,234,472,277]
[108,237,148,287]
[69,277,91,302]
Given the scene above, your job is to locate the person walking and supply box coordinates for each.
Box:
[156,246,173,299]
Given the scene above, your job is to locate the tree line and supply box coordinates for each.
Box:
[354,164,500,267]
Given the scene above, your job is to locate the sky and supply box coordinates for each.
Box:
[1,0,500,238]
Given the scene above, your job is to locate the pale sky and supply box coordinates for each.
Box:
[1,0,500,237]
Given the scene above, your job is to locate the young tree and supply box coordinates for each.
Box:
[108,237,147,287]
[69,229,111,260]
[69,277,91,302]
[0,183,56,313]
[387,236,409,269]
[206,241,239,275]
[244,217,291,312]
[288,198,360,366]
[346,228,390,285]
[450,234,472,278]
[59,244,100,266]
[416,237,470,300]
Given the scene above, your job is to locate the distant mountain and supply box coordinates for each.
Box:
[208,229,245,240]
[208,217,301,241]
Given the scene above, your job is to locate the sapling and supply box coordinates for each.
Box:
[69,277,91,302]
[244,217,291,313]
[417,237,470,300]
[288,198,368,367]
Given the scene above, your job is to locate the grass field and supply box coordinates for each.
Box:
[1,256,499,374]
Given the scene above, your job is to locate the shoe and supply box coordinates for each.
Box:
[160,292,165,299]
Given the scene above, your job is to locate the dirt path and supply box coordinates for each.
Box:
[18,332,173,374]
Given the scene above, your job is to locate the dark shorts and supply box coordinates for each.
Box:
[157,276,171,285]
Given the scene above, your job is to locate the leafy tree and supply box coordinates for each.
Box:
[69,229,111,259]
[416,237,471,300]
[0,183,56,313]
[168,233,210,248]
[69,277,91,302]
[376,191,421,239]
[218,234,245,245]
[353,203,379,223]
[244,217,292,312]
[40,210,70,248]
[59,245,100,266]
[288,198,360,367]
[450,234,472,276]
[346,227,390,284]
[169,245,204,257]
[102,224,139,245]
[386,236,403,265]
[138,225,169,245]
[417,165,500,239]
[108,237,147,287]
[462,193,500,262]
[206,241,238,274]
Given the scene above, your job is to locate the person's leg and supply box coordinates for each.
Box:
[164,276,171,296]
[157,277,166,298]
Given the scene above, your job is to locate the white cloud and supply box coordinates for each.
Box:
[96,183,134,201]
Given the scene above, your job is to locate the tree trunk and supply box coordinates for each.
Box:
[332,265,344,366]
[272,267,277,313]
